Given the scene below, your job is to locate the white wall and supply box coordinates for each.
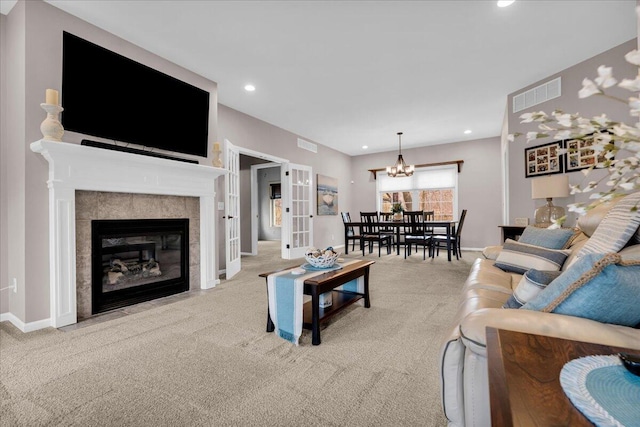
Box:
[507,39,637,227]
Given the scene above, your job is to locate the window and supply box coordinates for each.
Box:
[270,183,282,227]
[378,166,458,220]
[271,199,282,227]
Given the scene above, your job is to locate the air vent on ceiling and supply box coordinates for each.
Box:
[513,77,561,113]
[297,138,317,153]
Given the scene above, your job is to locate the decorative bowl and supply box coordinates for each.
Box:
[304,247,340,268]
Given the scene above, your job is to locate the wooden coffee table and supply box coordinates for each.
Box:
[487,327,639,426]
[259,260,374,345]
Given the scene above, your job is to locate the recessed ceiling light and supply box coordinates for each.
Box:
[244,84,256,92]
[464,130,472,134]
[362,145,368,149]
[497,0,515,7]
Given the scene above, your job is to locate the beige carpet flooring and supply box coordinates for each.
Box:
[0,242,479,426]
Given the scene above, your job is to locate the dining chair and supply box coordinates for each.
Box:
[379,212,396,244]
[341,212,362,253]
[360,211,392,256]
[433,209,467,260]
[403,210,431,259]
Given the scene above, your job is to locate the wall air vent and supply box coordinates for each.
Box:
[297,138,317,153]
[513,77,561,113]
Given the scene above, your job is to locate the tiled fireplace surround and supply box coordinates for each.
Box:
[75,191,201,320]
[31,140,226,328]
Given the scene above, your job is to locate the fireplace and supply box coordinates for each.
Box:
[31,140,225,328]
[92,219,189,314]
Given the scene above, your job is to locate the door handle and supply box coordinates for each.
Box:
[227,215,234,219]
[310,215,314,218]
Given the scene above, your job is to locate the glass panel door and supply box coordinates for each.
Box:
[282,163,313,259]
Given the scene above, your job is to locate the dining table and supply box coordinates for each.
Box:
[343,219,458,261]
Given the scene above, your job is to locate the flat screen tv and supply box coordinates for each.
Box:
[61,32,210,158]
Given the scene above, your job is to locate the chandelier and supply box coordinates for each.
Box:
[386,132,414,177]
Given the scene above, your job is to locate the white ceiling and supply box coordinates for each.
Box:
[2,1,637,155]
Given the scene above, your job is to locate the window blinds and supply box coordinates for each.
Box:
[378,165,456,191]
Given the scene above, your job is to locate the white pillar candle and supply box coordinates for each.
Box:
[45,89,59,105]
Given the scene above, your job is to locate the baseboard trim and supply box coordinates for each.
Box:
[0,312,51,332]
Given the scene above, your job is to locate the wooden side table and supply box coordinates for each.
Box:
[486,328,638,426]
[498,225,526,242]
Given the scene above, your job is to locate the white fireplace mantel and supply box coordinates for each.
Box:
[30,139,226,328]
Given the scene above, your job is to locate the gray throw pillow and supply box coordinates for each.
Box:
[494,240,571,274]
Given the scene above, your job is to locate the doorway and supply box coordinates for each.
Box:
[225,143,314,270]
[249,162,282,255]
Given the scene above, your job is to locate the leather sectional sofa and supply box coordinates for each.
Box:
[439,194,640,427]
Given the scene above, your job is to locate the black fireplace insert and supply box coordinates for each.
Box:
[91,218,189,314]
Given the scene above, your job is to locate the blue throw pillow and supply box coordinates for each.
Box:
[494,240,571,274]
[518,226,577,249]
[503,269,562,309]
[522,253,640,327]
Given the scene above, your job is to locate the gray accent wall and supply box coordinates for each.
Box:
[350,137,503,248]
[507,39,637,227]
[218,104,353,258]
[1,2,27,321]
[0,12,9,315]
[1,0,218,325]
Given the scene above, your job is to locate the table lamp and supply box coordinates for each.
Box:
[531,175,570,227]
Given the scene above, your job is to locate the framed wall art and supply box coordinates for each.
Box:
[524,140,564,178]
[565,134,610,172]
[317,174,338,215]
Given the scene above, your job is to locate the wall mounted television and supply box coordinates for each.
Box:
[61,32,210,158]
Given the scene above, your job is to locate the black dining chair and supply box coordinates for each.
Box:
[433,209,467,260]
[360,211,392,256]
[379,212,396,244]
[403,210,431,259]
[341,212,362,254]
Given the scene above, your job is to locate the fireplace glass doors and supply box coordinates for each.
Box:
[91,219,189,314]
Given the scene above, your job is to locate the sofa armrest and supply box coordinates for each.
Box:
[481,245,502,260]
[459,308,640,357]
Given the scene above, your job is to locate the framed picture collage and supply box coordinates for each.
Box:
[524,135,608,178]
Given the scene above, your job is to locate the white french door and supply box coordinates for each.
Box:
[281,163,314,259]
[224,139,241,279]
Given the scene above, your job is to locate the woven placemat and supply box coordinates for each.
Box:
[560,355,640,427]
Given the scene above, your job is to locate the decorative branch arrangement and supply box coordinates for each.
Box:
[510,14,640,222]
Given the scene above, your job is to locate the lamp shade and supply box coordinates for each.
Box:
[531,175,569,199]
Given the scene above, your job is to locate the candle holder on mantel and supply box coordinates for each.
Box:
[40,103,64,141]
[212,148,223,168]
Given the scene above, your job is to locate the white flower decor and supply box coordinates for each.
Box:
[512,33,640,222]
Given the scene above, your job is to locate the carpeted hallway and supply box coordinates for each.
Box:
[0,241,479,426]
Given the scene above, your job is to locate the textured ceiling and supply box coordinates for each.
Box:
[3,1,638,155]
